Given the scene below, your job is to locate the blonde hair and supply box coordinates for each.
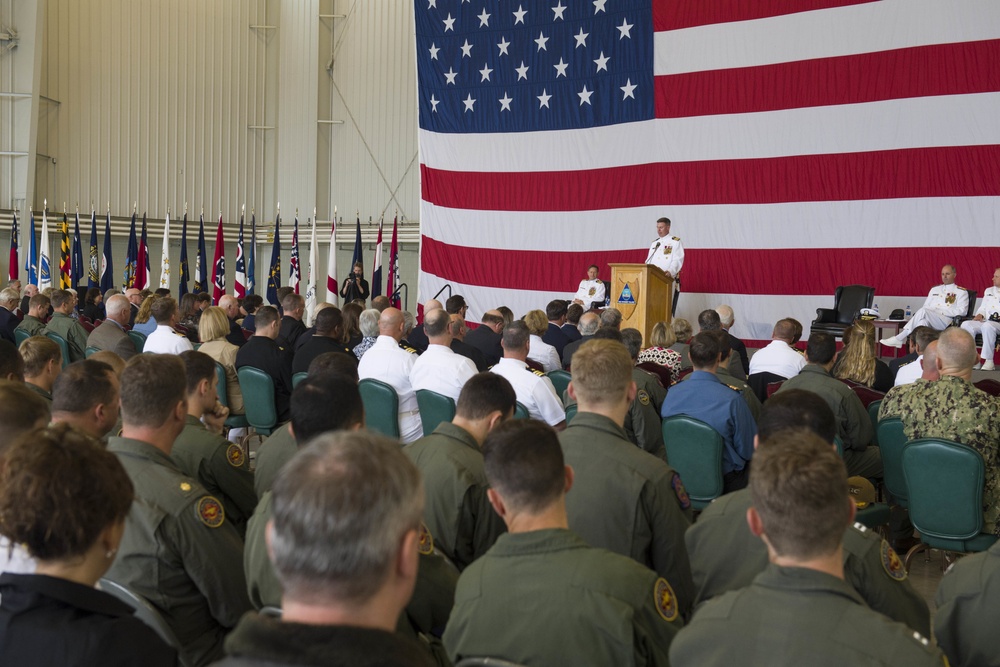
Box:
[198,306,232,343]
[671,318,693,342]
[523,310,549,337]
[570,340,632,406]
[649,321,677,348]
[833,320,877,386]
[134,294,161,324]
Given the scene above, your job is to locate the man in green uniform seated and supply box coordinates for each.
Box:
[670,431,945,667]
[935,538,1000,667]
[18,335,61,406]
[14,293,49,338]
[220,431,434,667]
[685,389,930,635]
[559,339,695,616]
[445,419,683,666]
[404,372,515,570]
[50,359,120,442]
[42,289,89,362]
[173,350,256,537]
[105,355,251,667]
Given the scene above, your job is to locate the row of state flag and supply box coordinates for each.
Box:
[7,204,403,315]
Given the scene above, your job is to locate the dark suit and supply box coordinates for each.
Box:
[236,336,294,422]
[888,352,918,382]
[561,323,582,342]
[0,307,17,344]
[543,322,569,357]
[562,334,594,370]
[86,319,137,360]
[226,318,246,348]
[129,303,138,327]
[451,339,489,372]
[726,330,750,378]
[464,325,502,366]
[408,324,429,351]
[278,316,307,349]
[292,336,357,375]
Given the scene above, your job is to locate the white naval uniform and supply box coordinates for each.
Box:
[960,286,1000,360]
[143,324,195,355]
[646,235,684,279]
[358,335,423,443]
[893,354,924,387]
[747,340,806,379]
[409,343,477,403]
[527,334,561,373]
[894,284,970,340]
[490,357,566,426]
[572,279,606,306]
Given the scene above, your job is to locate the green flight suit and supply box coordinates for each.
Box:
[625,367,668,460]
[14,314,46,337]
[105,437,252,667]
[669,565,944,667]
[559,412,695,616]
[879,374,1000,535]
[713,365,761,423]
[172,415,257,536]
[25,381,52,407]
[403,422,507,569]
[253,424,297,497]
[685,488,930,635]
[775,364,880,478]
[444,528,683,667]
[934,538,1000,667]
[42,312,89,362]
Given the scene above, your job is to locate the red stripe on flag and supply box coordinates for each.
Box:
[421,236,1000,298]
[653,0,878,32]
[420,145,1000,211]
[655,40,1000,118]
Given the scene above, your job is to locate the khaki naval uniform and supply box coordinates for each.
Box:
[685,489,930,635]
[172,415,257,536]
[934,538,1000,667]
[105,436,252,667]
[669,565,945,667]
[444,528,683,667]
[559,412,695,616]
[403,422,507,570]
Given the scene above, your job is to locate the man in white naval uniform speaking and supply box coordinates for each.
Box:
[644,217,684,315]
[960,267,1000,371]
[881,265,969,348]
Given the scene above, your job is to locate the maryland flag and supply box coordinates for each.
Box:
[59,211,71,289]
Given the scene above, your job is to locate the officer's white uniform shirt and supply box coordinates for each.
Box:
[960,286,1000,360]
[572,279,606,305]
[410,343,477,403]
[893,355,923,387]
[358,335,423,443]
[646,235,684,279]
[143,324,195,355]
[747,340,806,379]
[897,284,970,338]
[490,358,566,426]
[527,334,561,373]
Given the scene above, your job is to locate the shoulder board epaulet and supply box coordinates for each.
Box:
[795,348,805,355]
[401,345,419,354]
[529,367,545,376]
[725,383,742,392]
[173,331,186,337]
[672,236,680,241]
[898,359,914,368]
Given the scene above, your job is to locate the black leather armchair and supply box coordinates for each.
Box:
[811,285,875,338]
[950,288,978,326]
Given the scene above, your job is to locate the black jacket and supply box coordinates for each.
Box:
[465,324,503,366]
[236,336,294,422]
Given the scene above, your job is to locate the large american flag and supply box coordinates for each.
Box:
[415,0,1000,343]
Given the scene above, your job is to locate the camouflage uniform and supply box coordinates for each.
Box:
[879,375,1000,535]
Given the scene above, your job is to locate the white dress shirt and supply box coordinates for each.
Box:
[410,343,477,402]
[358,335,423,443]
[490,358,566,426]
[893,355,924,387]
[748,340,806,379]
[572,279,606,305]
[143,324,195,355]
[646,235,684,279]
[527,334,561,373]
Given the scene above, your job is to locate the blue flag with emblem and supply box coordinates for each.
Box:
[99,210,114,292]
[71,211,83,295]
[266,212,281,305]
[25,211,37,286]
[124,210,138,289]
[87,210,98,288]
[178,213,190,297]
[193,213,207,294]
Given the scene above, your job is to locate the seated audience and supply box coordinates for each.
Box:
[143,297,195,355]
[50,359,120,441]
[716,304,749,378]
[490,321,566,429]
[218,295,247,348]
[0,424,176,666]
[619,328,667,459]
[341,301,364,350]
[669,318,693,370]
[562,303,584,342]
[236,305,294,424]
[131,294,160,336]
[357,308,423,442]
[748,318,806,379]
[523,309,561,372]
[600,307,623,331]
[0,287,19,343]
[464,309,504,366]
[18,335,61,405]
[176,293,200,338]
[81,286,104,321]
[278,293,307,349]
[198,306,245,414]
[353,308,381,360]
[697,309,746,380]
[542,299,570,358]
[832,320,893,392]
[894,326,940,387]
[87,294,137,360]
[409,308,477,402]
[405,373,515,569]
[241,294,264,332]
[669,431,944,666]
[42,289,89,362]
[935,538,1000,667]
[637,320,683,378]
[562,311,599,369]
[444,419,682,667]
[292,307,356,375]
[449,314,489,371]
[14,293,49,338]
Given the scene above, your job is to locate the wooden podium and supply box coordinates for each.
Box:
[608,263,673,343]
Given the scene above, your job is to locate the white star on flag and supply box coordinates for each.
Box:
[551,1,566,21]
[594,52,610,72]
[499,92,513,111]
[618,18,633,39]
[513,5,526,24]
[428,43,439,59]
[463,94,476,112]
[578,85,593,105]
[537,89,552,108]
[574,28,589,48]
[515,61,529,80]
[620,79,637,100]
[497,37,510,56]
[427,0,435,8]
[430,94,440,111]
[461,39,473,57]
[535,31,549,51]
[442,13,455,31]
[593,0,607,14]
[478,8,490,27]
[554,58,568,77]
[480,63,493,81]
[444,67,457,84]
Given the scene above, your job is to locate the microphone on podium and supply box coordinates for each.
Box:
[645,241,661,264]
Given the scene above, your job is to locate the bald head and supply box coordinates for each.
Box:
[578,312,600,336]
[424,308,452,344]
[936,327,977,377]
[941,264,956,285]
[424,299,443,313]
[716,305,735,328]
[378,307,405,340]
[125,288,142,305]
[920,340,940,381]
[219,295,239,318]
[105,294,131,324]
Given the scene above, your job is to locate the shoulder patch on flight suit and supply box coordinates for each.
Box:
[637,389,650,405]
[226,443,246,468]
[653,577,679,622]
[196,496,226,528]
[880,540,907,581]
[670,473,691,510]
[418,522,435,556]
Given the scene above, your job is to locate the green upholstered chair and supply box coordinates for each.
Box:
[564,403,578,424]
[14,328,30,347]
[358,378,401,438]
[514,402,530,419]
[236,366,278,437]
[215,363,250,431]
[877,417,909,509]
[44,331,71,369]
[545,369,571,400]
[127,330,146,353]
[99,578,191,667]
[85,345,100,358]
[867,399,882,445]
[415,389,456,437]
[901,438,998,569]
[292,371,308,389]
[661,415,724,510]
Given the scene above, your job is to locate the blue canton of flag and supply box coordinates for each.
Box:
[414,0,653,133]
